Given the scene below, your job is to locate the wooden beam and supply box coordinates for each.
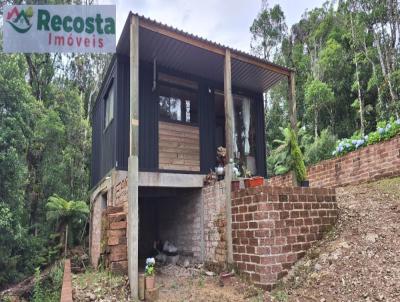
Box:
[288,71,297,130]
[139,19,225,56]
[224,49,234,264]
[230,52,291,77]
[128,14,139,300]
[139,18,291,77]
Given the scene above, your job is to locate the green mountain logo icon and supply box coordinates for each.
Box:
[6,6,34,33]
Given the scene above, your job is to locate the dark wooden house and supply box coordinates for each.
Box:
[89,12,296,298]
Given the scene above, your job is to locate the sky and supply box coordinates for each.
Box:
[112,0,326,52]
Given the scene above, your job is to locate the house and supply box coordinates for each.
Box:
[89,12,298,297]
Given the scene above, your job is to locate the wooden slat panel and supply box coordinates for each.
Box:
[159,121,200,171]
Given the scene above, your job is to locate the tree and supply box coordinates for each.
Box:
[46,195,89,255]
[304,79,335,138]
[250,1,287,60]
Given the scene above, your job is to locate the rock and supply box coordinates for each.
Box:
[183,259,190,268]
[340,241,350,249]
[315,263,322,271]
[365,233,379,243]
[85,292,96,301]
[205,271,215,276]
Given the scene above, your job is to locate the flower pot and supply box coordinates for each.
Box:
[231,180,240,192]
[244,176,264,188]
[300,180,309,187]
[145,275,155,289]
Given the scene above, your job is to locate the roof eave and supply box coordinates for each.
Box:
[117,12,294,76]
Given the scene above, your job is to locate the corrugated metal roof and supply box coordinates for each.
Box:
[117,12,290,93]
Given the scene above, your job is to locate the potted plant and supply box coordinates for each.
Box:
[273,125,308,187]
[242,169,264,188]
[145,257,156,289]
[245,176,265,188]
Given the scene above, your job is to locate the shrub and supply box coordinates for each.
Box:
[332,117,400,157]
[305,129,337,165]
[271,125,307,182]
[32,261,64,302]
[290,129,307,182]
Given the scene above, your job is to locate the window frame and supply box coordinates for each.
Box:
[103,79,115,131]
[157,77,199,126]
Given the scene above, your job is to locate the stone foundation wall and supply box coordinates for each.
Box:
[267,135,400,188]
[231,185,337,290]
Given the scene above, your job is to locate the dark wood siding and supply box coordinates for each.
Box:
[139,62,158,171]
[90,58,117,187]
[199,84,216,173]
[115,55,130,171]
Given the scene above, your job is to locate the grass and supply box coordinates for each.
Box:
[271,289,289,302]
[197,274,205,287]
[73,268,128,300]
[369,176,400,199]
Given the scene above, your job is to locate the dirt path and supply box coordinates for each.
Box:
[271,178,400,302]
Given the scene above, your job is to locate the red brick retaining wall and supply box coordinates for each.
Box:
[60,259,73,302]
[231,185,337,290]
[267,135,400,188]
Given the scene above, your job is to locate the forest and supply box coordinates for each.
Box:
[1,0,400,296]
[251,0,400,175]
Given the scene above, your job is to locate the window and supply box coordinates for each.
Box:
[233,95,257,175]
[158,84,198,124]
[104,82,114,129]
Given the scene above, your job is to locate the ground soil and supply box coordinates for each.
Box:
[71,177,400,302]
[71,265,266,301]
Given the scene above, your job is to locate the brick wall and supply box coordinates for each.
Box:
[267,135,400,188]
[202,181,227,265]
[114,177,128,208]
[157,189,203,261]
[103,205,128,273]
[231,185,337,290]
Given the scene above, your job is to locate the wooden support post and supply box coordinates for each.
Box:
[128,14,139,300]
[224,49,234,264]
[288,71,298,186]
[288,71,297,131]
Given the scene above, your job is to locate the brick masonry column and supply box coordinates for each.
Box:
[231,185,337,290]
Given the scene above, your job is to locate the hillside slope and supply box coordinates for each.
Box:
[271,177,400,302]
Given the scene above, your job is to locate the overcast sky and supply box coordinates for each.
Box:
[112,0,326,52]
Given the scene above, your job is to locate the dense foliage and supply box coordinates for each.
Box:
[0,16,110,287]
[32,261,64,302]
[270,125,307,182]
[251,0,400,175]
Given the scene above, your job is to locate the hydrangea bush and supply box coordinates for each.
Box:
[332,117,400,157]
